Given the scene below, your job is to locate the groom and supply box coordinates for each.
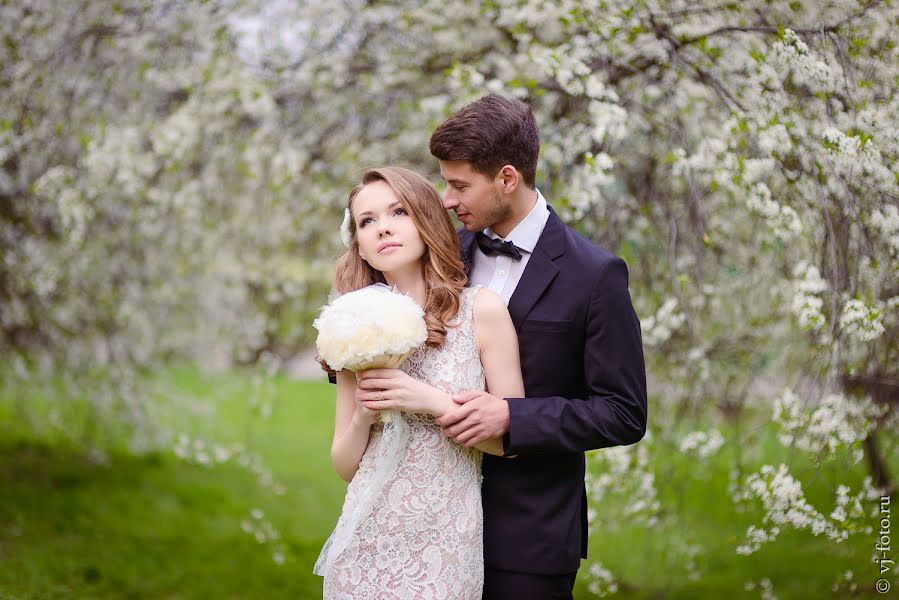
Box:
[431,94,647,599]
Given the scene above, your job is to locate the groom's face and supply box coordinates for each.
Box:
[438,160,512,232]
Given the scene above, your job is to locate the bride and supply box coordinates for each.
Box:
[313,166,524,599]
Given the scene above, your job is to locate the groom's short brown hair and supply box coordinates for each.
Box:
[429,94,539,188]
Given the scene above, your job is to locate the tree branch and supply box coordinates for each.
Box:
[678,0,883,45]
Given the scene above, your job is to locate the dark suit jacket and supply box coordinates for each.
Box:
[461,206,647,574]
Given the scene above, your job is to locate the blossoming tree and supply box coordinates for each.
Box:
[2,0,896,594]
[261,5,897,588]
[1,0,333,447]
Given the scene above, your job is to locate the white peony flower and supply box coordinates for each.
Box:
[314,283,427,371]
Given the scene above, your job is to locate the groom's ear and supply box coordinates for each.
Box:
[496,165,521,195]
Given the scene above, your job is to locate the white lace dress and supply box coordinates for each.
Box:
[315,286,486,600]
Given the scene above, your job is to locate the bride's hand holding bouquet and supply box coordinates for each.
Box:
[315,282,445,423]
[356,368,452,417]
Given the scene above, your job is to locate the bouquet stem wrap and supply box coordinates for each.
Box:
[346,350,413,423]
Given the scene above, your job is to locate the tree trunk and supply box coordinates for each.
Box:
[843,373,897,495]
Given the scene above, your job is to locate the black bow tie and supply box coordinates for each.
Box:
[475,232,524,261]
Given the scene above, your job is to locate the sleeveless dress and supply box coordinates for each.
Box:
[315,285,486,600]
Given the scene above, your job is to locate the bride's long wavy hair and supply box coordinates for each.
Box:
[334,166,467,348]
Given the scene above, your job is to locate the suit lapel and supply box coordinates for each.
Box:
[459,228,477,277]
[507,207,566,331]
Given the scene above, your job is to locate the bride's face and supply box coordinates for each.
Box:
[352,180,426,273]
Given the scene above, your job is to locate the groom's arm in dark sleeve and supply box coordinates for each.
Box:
[504,257,647,455]
[318,356,337,384]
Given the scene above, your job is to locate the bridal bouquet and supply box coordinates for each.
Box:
[313,283,427,422]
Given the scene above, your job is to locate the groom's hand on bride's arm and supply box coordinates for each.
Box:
[436,390,510,448]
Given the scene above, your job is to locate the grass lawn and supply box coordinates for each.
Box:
[0,366,893,598]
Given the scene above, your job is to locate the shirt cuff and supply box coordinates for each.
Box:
[502,397,527,456]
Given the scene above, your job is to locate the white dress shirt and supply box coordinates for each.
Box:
[468,189,551,305]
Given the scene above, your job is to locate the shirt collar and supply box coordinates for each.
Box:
[484,188,550,253]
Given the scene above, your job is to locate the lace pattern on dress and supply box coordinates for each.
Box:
[316,286,486,600]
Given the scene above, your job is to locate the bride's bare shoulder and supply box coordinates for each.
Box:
[471,286,505,314]
[471,287,513,338]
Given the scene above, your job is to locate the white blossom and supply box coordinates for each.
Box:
[757,124,791,157]
[773,388,884,455]
[790,262,828,331]
[870,205,899,256]
[641,298,686,347]
[735,464,880,555]
[678,429,725,459]
[839,298,885,342]
[586,561,618,597]
[746,182,803,240]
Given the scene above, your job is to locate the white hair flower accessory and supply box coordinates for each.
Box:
[339,208,352,248]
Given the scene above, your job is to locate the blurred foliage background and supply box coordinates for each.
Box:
[1,0,897,597]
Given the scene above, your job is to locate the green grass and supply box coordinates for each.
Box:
[576,427,889,599]
[0,368,342,599]
[0,366,893,599]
